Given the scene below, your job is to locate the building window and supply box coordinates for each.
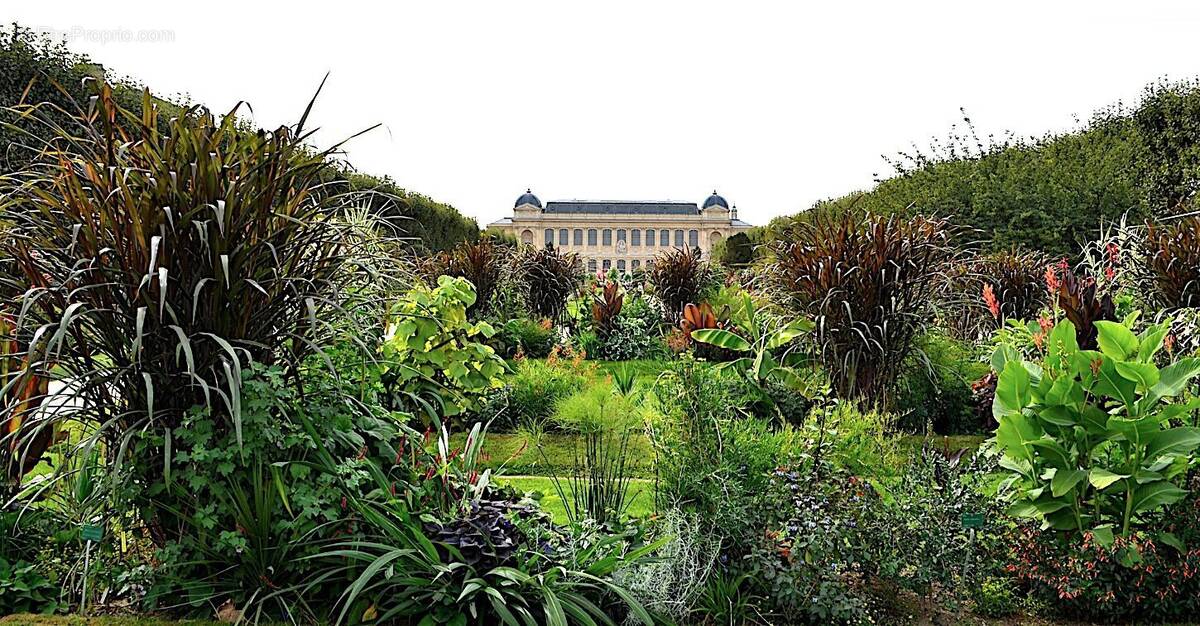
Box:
[544,229,554,245]
[646,229,656,247]
[602,259,611,271]
[632,259,641,270]
[588,229,598,246]
[559,229,569,246]
[631,229,641,246]
[688,229,699,247]
[587,259,597,273]
[521,229,533,244]
[574,229,583,246]
[674,230,684,247]
[617,229,626,243]
[603,229,613,246]
[617,260,626,273]
[660,230,670,246]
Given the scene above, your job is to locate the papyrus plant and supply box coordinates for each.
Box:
[990,314,1200,541]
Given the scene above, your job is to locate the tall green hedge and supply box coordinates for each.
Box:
[755,80,1200,258]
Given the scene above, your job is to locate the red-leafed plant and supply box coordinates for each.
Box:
[646,247,718,323]
[592,280,624,337]
[1048,262,1116,351]
[1141,216,1200,309]
[764,211,960,405]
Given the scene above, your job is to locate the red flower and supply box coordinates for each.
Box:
[1045,264,1061,294]
[983,283,1001,319]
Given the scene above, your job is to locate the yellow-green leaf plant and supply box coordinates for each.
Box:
[989,313,1200,543]
[380,275,507,424]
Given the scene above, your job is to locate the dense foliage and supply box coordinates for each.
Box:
[764,211,959,405]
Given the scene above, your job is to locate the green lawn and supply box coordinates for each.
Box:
[449,431,657,478]
[496,475,656,523]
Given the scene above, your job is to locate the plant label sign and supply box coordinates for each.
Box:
[81,524,103,542]
[960,512,985,529]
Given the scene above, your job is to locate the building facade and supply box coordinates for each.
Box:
[487,190,752,274]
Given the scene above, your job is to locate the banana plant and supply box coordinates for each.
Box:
[990,312,1200,545]
[691,294,818,417]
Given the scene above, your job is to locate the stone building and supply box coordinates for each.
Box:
[486,190,752,274]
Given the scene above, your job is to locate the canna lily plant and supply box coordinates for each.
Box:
[990,313,1200,545]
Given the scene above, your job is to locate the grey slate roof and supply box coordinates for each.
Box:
[543,201,700,215]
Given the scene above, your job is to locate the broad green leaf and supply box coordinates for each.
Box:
[691,328,751,352]
[1051,468,1087,497]
[1095,321,1139,360]
[1159,531,1185,552]
[995,413,1042,461]
[766,319,813,349]
[1046,319,1079,363]
[994,359,1031,418]
[1149,358,1200,401]
[1138,325,1169,362]
[1091,526,1115,547]
[1144,427,1200,460]
[1114,360,1160,389]
[1131,481,1186,514]
[1088,469,1128,490]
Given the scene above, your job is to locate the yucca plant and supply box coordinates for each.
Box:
[646,247,718,323]
[512,245,583,323]
[0,80,405,531]
[1141,216,1200,309]
[592,280,624,337]
[764,211,959,405]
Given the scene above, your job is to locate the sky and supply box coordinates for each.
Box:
[10,1,1200,228]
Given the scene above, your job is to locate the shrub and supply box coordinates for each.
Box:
[306,425,663,626]
[512,245,583,322]
[1008,524,1200,622]
[380,275,508,423]
[495,317,556,359]
[501,350,594,431]
[944,247,1051,340]
[764,211,960,406]
[143,364,411,619]
[1141,215,1200,309]
[990,314,1200,537]
[646,247,718,323]
[893,333,990,434]
[0,81,403,543]
[858,447,1006,605]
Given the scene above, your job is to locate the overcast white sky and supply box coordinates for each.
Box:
[10,1,1200,228]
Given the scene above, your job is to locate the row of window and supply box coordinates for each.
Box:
[545,228,699,248]
[586,258,648,273]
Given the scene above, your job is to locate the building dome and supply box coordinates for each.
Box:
[702,190,729,210]
[515,189,542,209]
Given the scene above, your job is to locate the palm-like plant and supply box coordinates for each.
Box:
[0,80,405,531]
